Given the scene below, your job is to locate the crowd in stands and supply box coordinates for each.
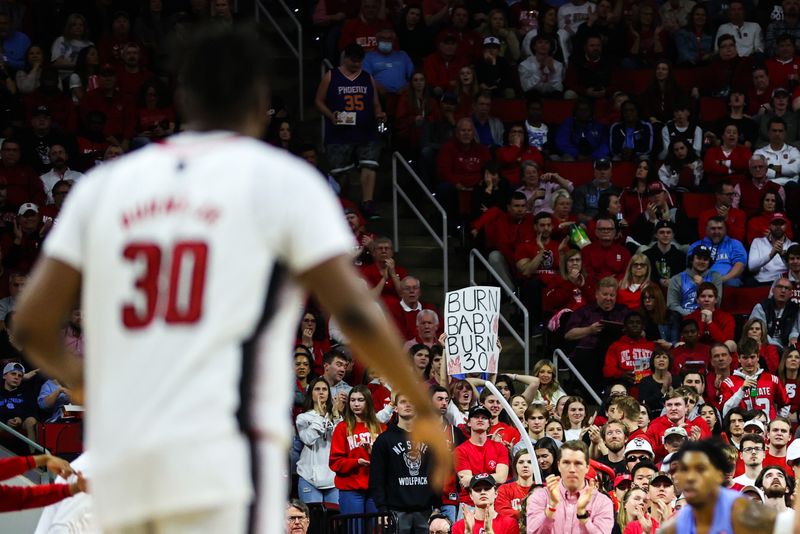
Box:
[295,0,800,532]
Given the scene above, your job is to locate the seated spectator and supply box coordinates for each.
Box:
[712,91,758,150]
[574,0,619,56]
[453,474,518,534]
[697,181,747,243]
[39,144,83,204]
[644,221,687,288]
[524,97,549,153]
[556,0,592,60]
[686,282,736,345]
[640,279,680,348]
[754,116,800,187]
[766,0,800,56]
[529,359,568,408]
[543,248,596,316]
[715,1,764,57]
[97,11,147,65]
[470,193,533,290]
[747,66,775,116]
[750,278,800,350]
[295,310,331,375]
[603,311,655,398]
[338,0,392,52]
[50,13,93,81]
[668,245,722,316]
[454,65,480,119]
[572,158,620,223]
[516,212,564,331]
[622,4,669,69]
[74,111,110,170]
[443,6,482,63]
[582,215,631,280]
[620,161,653,225]
[0,139,45,210]
[704,123,753,186]
[641,61,686,129]
[515,161,572,214]
[495,126,545,189]
[690,216,747,287]
[22,106,73,176]
[740,318,781,374]
[659,100,703,161]
[617,486,659,533]
[554,98,610,162]
[609,101,654,161]
[701,34,753,98]
[266,119,298,154]
[747,212,794,284]
[359,236,408,308]
[639,349,676,414]
[672,319,712,375]
[561,396,591,441]
[658,138,704,192]
[80,63,136,150]
[115,42,151,101]
[521,7,566,64]
[474,36,515,99]
[0,362,39,448]
[564,277,628,394]
[362,28,414,96]
[659,0,695,33]
[564,33,613,99]
[518,35,564,97]
[737,156,786,219]
[471,162,511,217]
[674,4,714,66]
[454,406,509,507]
[767,35,800,92]
[549,189,578,241]
[471,91,504,148]
[37,378,73,423]
[630,181,694,247]
[395,6,432,67]
[647,389,710,460]
[393,71,442,154]
[755,89,799,148]
[707,344,735,409]
[481,9,521,63]
[494,450,535,520]
[777,345,800,416]
[720,338,789,418]
[388,276,441,341]
[15,45,45,96]
[67,45,99,104]
[782,243,800,301]
[617,255,652,309]
[585,192,629,244]
[423,32,466,98]
[436,117,491,220]
[132,79,175,148]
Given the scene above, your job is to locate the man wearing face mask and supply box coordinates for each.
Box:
[363,28,414,97]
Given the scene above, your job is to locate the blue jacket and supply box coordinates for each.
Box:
[554,117,610,159]
[687,237,747,279]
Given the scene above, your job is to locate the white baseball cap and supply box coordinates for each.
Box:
[624,437,654,457]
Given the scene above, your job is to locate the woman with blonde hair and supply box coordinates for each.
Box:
[51,13,93,79]
[481,9,521,62]
[549,188,577,241]
[529,359,566,408]
[618,254,651,309]
[617,486,659,533]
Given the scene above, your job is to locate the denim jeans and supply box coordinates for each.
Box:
[338,490,377,515]
[298,476,339,505]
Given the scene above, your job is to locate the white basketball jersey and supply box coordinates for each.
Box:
[43,131,354,529]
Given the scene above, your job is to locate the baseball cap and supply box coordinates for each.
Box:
[770,212,788,224]
[786,438,800,464]
[647,181,666,195]
[743,419,766,433]
[740,485,765,502]
[593,158,612,170]
[483,36,501,47]
[624,437,654,457]
[2,362,24,375]
[663,427,688,440]
[650,473,674,486]
[33,105,50,117]
[690,245,712,259]
[17,202,38,215]
[613,474,632,489]
[654,220,675,232]
[773,87,791,98]
[468,405,491,420]
[469,473,497,489]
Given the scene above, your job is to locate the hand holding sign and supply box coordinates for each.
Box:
[444,286,501,375]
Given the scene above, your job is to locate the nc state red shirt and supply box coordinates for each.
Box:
[720,371,789,419]
[455,439,509,505]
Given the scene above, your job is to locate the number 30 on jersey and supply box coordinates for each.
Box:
[121,241,208,328]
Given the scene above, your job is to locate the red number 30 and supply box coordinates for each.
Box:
[122,241,208,328]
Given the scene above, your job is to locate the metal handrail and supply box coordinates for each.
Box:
[0,420,51,483]
[255,0,304,120]
[468,249,530,374]
[552,348,602,405]
[320,59,334,143]
[391,151,449,293]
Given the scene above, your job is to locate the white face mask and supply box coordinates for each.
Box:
[378,41,393,53]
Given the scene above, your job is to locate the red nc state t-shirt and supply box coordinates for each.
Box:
[455,439,509,505]
[452,515,520,534]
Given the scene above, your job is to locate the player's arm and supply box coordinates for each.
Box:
[314,71,337,123]
[12,258,83,397]
[733,497,776,533]
[297,254,452,486]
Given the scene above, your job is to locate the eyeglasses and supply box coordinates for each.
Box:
[742,447,764,454]
[626,455,650,462]
[775,285,792,291]
[632,263,648,268]
[287,516,308,522]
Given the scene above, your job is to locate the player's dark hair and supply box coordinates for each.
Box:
[171,23,271,131]
[675,437,732,474]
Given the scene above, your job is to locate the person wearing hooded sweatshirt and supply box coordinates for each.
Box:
[369,393,438,533]
[603,311,655,400]
[720,338,790,420]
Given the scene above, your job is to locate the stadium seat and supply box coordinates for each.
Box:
[611,68,651,95]
[720,286,769,315]
[674,69,698,92]
[545,161,593,186]
[492,99,526,123]
[681,193,716,219]
[542,99,575,125]
[37,422,83,459]
[699,96,727,125]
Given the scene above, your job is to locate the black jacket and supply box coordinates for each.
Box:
[368,422,439,512]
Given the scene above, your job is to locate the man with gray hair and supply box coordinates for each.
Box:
[748,212,794,283]
[749,278,799,349]
[735,154,785,216]
[286,499,310,534]
[403,309,440,351]
[388,276,441,341]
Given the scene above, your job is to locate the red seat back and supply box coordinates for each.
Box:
[542,99,576,125]
[699,96,727,125]
[720,286,770,315]
[544,161,594,186]
[492,99,526,123]
[682,193,716,219]
[611,69,651,95]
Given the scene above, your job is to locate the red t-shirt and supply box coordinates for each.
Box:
[494,481,532,520]
[581,241,631,280]
[764,452,792,476]
[489,422,521,446]
[782,376,800,415]
[455,439,510,505]
[671,343,711,375]
[513,239,561,280]
[452,515,520,534]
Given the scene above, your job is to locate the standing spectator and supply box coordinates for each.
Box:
[360,236,408,308]
[697,181,747,243]
[777,346,800,418]
[715,1,764,57]
[703,123,753,186]
[764,418,793,470]
[393,71,441,156]
[609,101,654,161]
[526,440,615,533]
[396,7,432,67]
[518,35,564,97]
[338,0,392,52]
[688,217,747,286]
[50,14,93,81]
[454,405,509,507]
[315,43,385,219]
[749,279,800,350]
[370,393,437,533]
[363,29,415,96]
[581,215,631,280]
[748,213,794,283]
[329,385,385,515]
[286,500,311,534]
[766,0,800,56]
[453,474,519,534]
[572,158,620,223]
[731,434,766,488]
[296,377,341,505]
[516,212,564,332]
[554,98,610,161]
